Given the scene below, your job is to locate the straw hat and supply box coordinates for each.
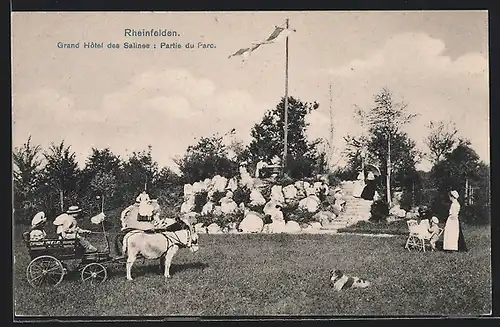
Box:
[31,211,46,227]
[66,205,82,214]
[449,190,459,199]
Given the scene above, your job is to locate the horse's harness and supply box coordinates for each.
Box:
[160,226,192,249]
[122,220,194,259]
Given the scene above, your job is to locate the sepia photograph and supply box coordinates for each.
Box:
[11,10,491,317]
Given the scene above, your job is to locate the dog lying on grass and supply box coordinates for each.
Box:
[330,269,371,291]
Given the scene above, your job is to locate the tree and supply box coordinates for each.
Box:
[175,135,238,183]
[245,96,324,179]
[80,148,123,209]
[368,129,421,207]
[424,120,458,164]
[154,167,184,212]
[121,146,159,201]
[42,141,80,212]
[430,139,490,224]
[13,136,43,217]
[82,148,122,177]
[354,88,418,206]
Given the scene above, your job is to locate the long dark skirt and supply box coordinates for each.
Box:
[458,221,468,252]
[360,181,376,200]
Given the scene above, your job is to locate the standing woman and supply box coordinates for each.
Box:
[443,190,468,252]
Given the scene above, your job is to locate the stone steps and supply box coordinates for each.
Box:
[327,183,373,229]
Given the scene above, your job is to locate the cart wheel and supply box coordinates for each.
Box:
[26,255,65,288]
[81,263,107,285]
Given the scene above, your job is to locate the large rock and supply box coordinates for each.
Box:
[304,182,316,196]
[389,205,406,218]
[180,196,195,214]
[264,220,286,234]
[303,221,322,233]
[283,184,298,200]
[284,220,301,233]
[226,178,238,192]
[313,211,336,225]
[238,211,264,233]
[223,222,238,234]
[219,192,238,214]
[249,188,266,206]
[201,200,214,215]
[270,185,285,203]
[298,195,321,213]
[183,184,194,197]
[194,222,207,234]
[207,223,222,234]
[192,181,203,194]
[264,200,281,216]
[313,181,324,194]
[212,175,228,193]
[239,166,254,189]
[294,181,306,198]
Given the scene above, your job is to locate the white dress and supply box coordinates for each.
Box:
[352,172,365,198]
[443,201,460,251]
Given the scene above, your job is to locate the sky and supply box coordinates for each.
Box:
[11,11,489,173]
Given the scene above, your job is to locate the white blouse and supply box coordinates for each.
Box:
[449,201,461,218]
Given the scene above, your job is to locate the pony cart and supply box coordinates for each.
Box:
[22,213,124,288]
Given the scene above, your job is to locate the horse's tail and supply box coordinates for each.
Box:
[115,232,125,256]
[122,234,128,256]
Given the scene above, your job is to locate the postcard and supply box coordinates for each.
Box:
[12,11,491,318]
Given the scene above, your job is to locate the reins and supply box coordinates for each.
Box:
[161,227,191,248]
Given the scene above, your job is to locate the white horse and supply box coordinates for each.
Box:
[121,222,199,280]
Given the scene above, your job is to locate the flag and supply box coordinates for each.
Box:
[257,25,296,45]
[228,24,296,60]
[91,212,106,225]
[228,43,262,60]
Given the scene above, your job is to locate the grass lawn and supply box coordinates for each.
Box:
[338,220,410,235]
[13,224,491,317]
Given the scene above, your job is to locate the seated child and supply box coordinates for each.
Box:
[428,216,441,250]
[30,211,47,241]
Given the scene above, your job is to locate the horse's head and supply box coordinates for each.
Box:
[172,218,199,253]
[189,230,199,253]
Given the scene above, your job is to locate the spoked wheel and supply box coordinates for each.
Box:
[81,263,107,285]
[26,255,65,288]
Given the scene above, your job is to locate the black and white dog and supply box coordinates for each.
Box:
[330,269,371,291]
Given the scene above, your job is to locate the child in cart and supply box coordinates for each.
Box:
[53,206,98,253]
[29,212,47,242]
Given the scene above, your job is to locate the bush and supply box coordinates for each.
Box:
[232,186,251,205]
[461,203,490,225]
[370,200,389,222]
[194,191,209,213]
[212,191,226,205]
[274,173,295,186]
[198,210,246,230]
[197,213,215,227]
[260,184,272,201]
[285,157,317,180]
[282,200,299,216]
[248,204,264,213]
[287,208,316,224]
[327,173,342,188]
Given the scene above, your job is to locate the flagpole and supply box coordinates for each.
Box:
[282,18,289,173]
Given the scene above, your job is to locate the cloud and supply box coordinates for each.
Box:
[13,69,271,169]
[313,32,489,168]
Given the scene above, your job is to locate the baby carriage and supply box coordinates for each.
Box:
[404,219,443,252]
